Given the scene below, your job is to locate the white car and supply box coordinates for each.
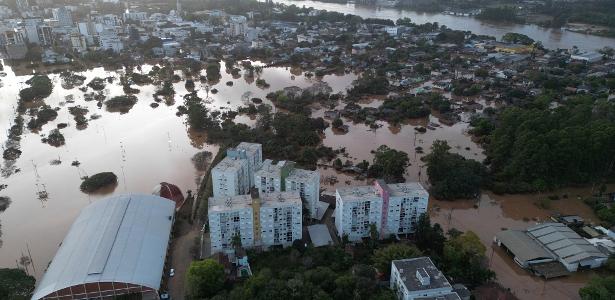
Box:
[169,268,175,277]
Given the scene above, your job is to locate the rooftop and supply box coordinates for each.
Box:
[337,185,381,202]
[527,223,607,264]
[387,182,428,197]
[496,229,555,263]
[260,191,302,207]
[208,194,253,212]
[32,194,175,300]
[213,156,246,173]
[235,142,261,154]
[286,168,320,182]
[255,159,293,177]
[393,257,452,292]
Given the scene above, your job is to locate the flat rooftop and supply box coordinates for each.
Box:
[260,191,302,207]
[393,257,452,292]
[286,168,320,182]
[255,159,293,177]
[235,142,261,153]
[387,182,428,197]
[337,185,380,202]
[213,156,246,173]
[308,224,333,247]
[208,194,253,212]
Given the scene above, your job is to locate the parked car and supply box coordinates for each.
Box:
[169,268,175,277]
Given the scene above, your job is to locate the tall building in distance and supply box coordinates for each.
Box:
[52,7,73,27]
[228,15,247,37]
[335,181,428,241]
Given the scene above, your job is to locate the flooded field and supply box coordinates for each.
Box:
[0,61,355,278]
[430,186,612,300]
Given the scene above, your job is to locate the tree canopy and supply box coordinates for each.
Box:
[579,275,615,300]
[368,145,410,183]
[186,259,225,299]
[442,231,495,288]
[0,268,36,300]
[372,243,422,277]
[424,140,486,199]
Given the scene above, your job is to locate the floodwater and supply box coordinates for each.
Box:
[268,0,615,51]
[0,60,355,278]
[430,186,612,300]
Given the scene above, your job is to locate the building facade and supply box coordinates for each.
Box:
[212,156,250,198]
[254,159,294,195]
[285,168,320,218]
[52,7,73,27]
[335,181,428,241]
[208,195,255,254]
[258,192,303,248]
[234,142,263,188]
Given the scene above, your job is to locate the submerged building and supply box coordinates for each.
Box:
[32,194,175,300]
[495,222,608,277]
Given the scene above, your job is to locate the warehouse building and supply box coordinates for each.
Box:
[32,194,175,300]
[495,223,608,276]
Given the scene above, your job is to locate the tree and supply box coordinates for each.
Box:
[231,232,242,249]
[368,145,410,183]
[332,117,343,129]
[442,231,494,287]
[424,140,486,199]
[372,244,422,277]
[0,268,36,300]
[186,259,225,299]
[579,275,615,300]
[414,214,446,256]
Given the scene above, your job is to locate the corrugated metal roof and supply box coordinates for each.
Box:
[32,194,175,300]
[527,223,607,264]
[496,230,554,263]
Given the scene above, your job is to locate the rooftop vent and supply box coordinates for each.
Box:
[416,268,430,286]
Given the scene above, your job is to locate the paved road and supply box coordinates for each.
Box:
[168,220,199,300]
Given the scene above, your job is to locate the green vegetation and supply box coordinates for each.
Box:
[105,95,138,112]
[424,140,486,200]
[80,172,118,193]
[348,74,389,97]
[45,129,65,147]
[579,275,615,300]
[87,77,106,91]
[0,268,36,300]
[156,81,175,97]
[19,75,53,101]
[443,231,495,288]
[379,96,430,123]
[479,95,615,193]
[368,145,410,183]
[372,244,422,276]
[210,246,396,299]
[186,259,225,299]
[206,62,222,82]
[502,33,535,45]
[477,7,520,23]
[27,106,58,129]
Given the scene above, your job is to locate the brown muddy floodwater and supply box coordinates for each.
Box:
[430,186,612,300]
[0,61,355,279]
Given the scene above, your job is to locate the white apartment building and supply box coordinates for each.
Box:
[335,185,383,241]
[234,142,263,188]
[378,181,429,236]
[390,257,460,300]
[335,181,429,241]
[228,15,247,37]
[258,192,302,248]
[99,28,123,52]
[212,155,250,198]
[254,159,294,195]
[70,33,87,53]
[208,195,254,254]
[52,7,73,27]
[285,168,320,218]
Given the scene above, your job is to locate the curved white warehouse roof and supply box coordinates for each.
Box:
[32,194,175,300]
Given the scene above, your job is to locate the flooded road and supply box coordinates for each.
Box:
[430,186,610,300]
[268,0,615,51]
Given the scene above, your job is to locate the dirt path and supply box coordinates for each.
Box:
[168,219,199,300]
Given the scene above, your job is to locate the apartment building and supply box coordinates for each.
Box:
[258,192,302,248]
[254,159,294,194]
[335,185,384,241]
[390,257,460,300]
[208,192,303,253]
[285,168,320,219]
[234,142,263,187]
[208,195,254,254]
[335,181,428,241]
[212,155,250,198]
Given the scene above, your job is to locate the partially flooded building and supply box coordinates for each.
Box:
[495,222,608,277]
